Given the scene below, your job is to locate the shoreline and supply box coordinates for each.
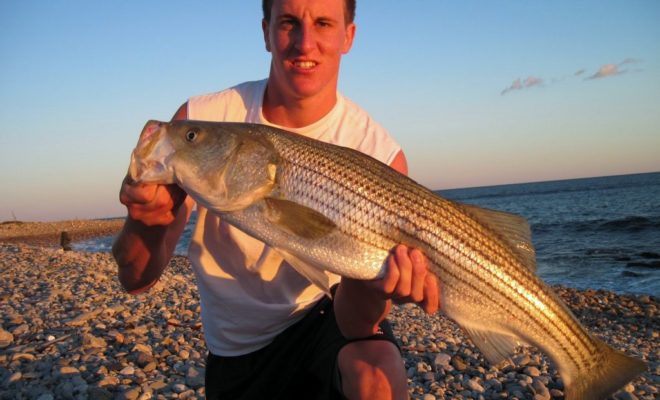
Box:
[0,224,658,399]
[0,219,125,248]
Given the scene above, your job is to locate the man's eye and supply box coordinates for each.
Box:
[280,19,295,29]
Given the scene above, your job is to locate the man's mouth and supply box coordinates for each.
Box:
[293,60,317,70]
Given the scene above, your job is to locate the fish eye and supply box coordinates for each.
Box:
[185,130,198,142]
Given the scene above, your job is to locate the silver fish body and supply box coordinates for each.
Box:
[129,120,646,400]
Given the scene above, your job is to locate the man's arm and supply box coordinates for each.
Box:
[112,103,193,294]
[334,150,440,338]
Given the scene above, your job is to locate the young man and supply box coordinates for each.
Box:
[113,1,440,398]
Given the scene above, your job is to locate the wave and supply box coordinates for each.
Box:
[532,215,660,235]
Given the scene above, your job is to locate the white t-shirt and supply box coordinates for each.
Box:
[186,79,401,356]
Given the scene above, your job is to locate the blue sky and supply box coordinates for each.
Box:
[1,1,659,221]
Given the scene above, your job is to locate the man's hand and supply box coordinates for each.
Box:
[370,245,440,314]
[335,245,440,338]
[119,176,187,226]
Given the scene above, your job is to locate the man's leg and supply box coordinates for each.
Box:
[337,340,408,400]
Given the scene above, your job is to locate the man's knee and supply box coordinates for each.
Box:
[338,340,407,400]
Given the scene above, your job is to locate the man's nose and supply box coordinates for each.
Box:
[294,22,315,53]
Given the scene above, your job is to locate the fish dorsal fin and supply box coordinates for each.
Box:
[264,197,336,240]
[459,203,536,272]
[463,326,524,366]
[275,248,332,296]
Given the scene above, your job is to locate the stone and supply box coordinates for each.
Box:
[451,356,468,371]
[185,366,205,389]
[433,353,452,368]
[466,378,485,393]
[150,380,168,391]
[83,333,107,349]
[121,387,141,400]
[172,383,188,393]
[59,366,80,376]
[120,366,136,375]
[615,392,639,400]
[87,387,113,400]
[0,328,14,348]
[6,371,22,384]
[97,375,120,387]
[135,351,153,367]
[142,362,157,373]
[67,309,102,327]
[11,323,30,336]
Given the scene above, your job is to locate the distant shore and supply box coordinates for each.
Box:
[0,218,125,248]
[0,220,658,399]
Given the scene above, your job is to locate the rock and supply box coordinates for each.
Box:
[67,309,102,327]
[172,383,188,393]
[97,375,120,387]
[150,380,168,391]
[0,328,14,348]
[142,362,157,373]
[36,394,55,400]
[466,378,485,393]
[120,366,136,375]
[185,366,205,389]
[422,395,436,400]
[135,352,153,367]
[6,371,22,384]
[615,392,639,400]
[524,366,541,377]
[59,366,79,376]
[121,387,141,400]
[83,333,107,349]
[133,343,153,354]
[11,323,30,336]
[450,356,468,371]
[433,352,451,368]
[87,387,113,400]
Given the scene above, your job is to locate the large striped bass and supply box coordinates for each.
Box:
[128,120,646,400]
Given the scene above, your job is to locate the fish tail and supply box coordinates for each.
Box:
[565,338,646,400]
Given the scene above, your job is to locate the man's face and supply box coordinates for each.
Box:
[262,0,355,101]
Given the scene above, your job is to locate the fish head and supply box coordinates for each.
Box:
[129,120,277,211]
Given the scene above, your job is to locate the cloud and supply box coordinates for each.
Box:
[585,58,641,80]
[501,76,544,95]
[586,63,622,80]
[501,58,641,95]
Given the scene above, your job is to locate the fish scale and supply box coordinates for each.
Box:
[264,126,607,371]
[129,120,646,400]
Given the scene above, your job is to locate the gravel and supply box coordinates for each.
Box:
[1,224,658,399]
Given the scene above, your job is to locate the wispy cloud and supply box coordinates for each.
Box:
[501,76,544,95]
[585,58,641,80]
[586,63,622,80]
[501,58,641,94]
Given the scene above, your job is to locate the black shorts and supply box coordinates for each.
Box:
[204,289,399,400]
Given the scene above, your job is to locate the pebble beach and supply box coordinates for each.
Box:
[0,220,658,399]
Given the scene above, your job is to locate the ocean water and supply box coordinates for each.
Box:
[76,172,660,296]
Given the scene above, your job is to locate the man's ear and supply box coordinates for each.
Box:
[262,19,272,52]
[342,22,356,54]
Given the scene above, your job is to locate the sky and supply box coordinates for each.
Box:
[1,1,659,221]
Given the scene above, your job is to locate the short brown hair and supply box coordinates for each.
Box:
[262,0,356,24]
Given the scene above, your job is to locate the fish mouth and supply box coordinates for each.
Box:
[128,121,176,184]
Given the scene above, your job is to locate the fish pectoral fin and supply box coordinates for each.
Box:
[264,197,337,240]
[463,326,524,366]
[275,248,332,296]
[459,203,537,272]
